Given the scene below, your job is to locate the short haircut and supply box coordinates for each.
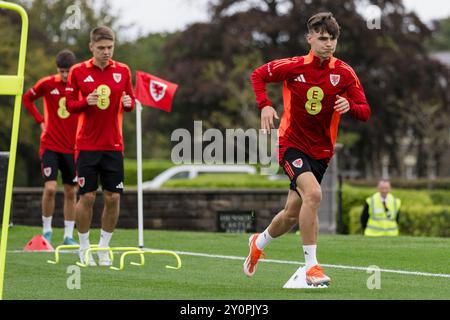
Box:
[307,12,340,39]
[55,49,76,68]
[90,26,115,43]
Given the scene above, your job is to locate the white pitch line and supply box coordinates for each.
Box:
[7,248,450,279]
[158,249,450,279]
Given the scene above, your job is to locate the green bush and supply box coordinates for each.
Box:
[348,206,364,235]
[347,178,450,190]
[429,190,450,205]
[340,185,374,234]
[400,206,450,237]
[124,159,173,186]
[162,174,288,189]
[348,204,450,237]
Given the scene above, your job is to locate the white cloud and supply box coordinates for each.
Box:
[112,0,210,39]
[111,0,450,40]
[403,0,450,22]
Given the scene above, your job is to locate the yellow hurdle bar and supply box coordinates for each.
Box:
[76,247,143,268]
[48,244,182,272]
[110,249,182,271]
[0,1,29,300]
[47,244,99,264]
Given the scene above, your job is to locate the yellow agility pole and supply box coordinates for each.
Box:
[0,1,28,300]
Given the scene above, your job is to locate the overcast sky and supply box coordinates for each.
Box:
[110,0,450,39]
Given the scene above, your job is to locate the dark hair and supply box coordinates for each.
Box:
[307,12,340,39]
[90,26,115,43]
[55,49,76,68]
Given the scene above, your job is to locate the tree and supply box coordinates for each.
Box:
[428,16,450,51]
[0,0,124,186]
[163,0,450,178]
[2,0,449,184]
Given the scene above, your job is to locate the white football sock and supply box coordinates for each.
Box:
[303,245,318,269]
[255,228,273,250]
[42,216,52,234]
[98,230,113,248]
[64,220,75,239]
[78,231,90,250]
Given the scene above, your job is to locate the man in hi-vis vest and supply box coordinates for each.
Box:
[361,180,401,236]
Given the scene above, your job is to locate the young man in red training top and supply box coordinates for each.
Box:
[245,12,371,286]
[66,26,135,266]
[23,50,78,245]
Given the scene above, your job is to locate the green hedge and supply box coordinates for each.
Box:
[162,174,288,189]
[429,190,450,205]
[399,206,450,237]
[340,186,374,234]
[348,205,450,237]
[123,161,287,188]
[124,159,173,186]
[347,178,450,190]
[348,206,364,235]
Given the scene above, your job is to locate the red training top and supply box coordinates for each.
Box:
[23,74,79,157]
[65,58,135,152]
[251,51,371,163]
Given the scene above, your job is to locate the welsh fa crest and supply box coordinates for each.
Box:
[150,80,167,102]
[113,73,122,83]
[78,177,85,188]
[43,167,52,177]
[330,74,340,86]
[292,158,303,168]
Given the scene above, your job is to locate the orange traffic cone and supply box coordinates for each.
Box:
[24,235,54,251]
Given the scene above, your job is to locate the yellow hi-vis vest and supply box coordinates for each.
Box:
[364,192,401,236]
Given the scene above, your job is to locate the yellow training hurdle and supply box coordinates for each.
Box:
[46,244,99,264]
[47,244,182,271]
[110,249,182,271]
[76,246,143,268]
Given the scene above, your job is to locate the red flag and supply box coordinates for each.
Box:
[135,70,178,112]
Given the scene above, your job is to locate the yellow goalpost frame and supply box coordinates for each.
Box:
[0,1,28,300]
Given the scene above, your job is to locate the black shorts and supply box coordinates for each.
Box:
[281,148,328,191]
[76,151,124,195]
[41,149,77,185]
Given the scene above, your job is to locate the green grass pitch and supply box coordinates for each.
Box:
[2,226,450,300]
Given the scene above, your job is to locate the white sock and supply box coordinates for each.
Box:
[255,228,273,250]
[42,216,52,234]
[78,231,90,250]
[64,220,75,239]
[98,229,113,248]
[303,245,318,269]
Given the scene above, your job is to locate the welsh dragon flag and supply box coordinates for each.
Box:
[135,70,178,112]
